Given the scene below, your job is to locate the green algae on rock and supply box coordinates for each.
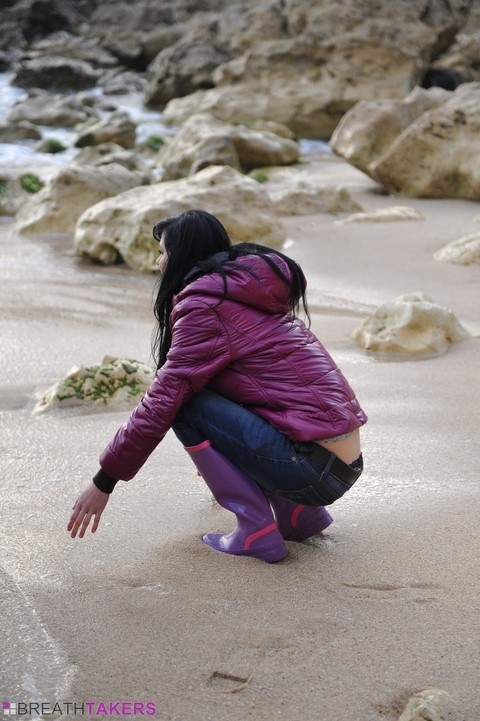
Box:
[33,356,154,415]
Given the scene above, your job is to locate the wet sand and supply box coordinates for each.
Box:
[1,155,479,720]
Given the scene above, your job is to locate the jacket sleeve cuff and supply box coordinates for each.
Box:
[92,468,119,494]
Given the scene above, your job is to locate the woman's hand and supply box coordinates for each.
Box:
[67,482,110,539]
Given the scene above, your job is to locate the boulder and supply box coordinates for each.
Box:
[157,113,299,180]
[352,292,470,356]
[0,173,41,216]
[269,183,362,216]
[97,68,147,95]
[14,164,145,235]
[144,25,229,108]
[33,356,154,415]
[7,92,101,128]
[434,231,480,265]
[73,143,152,175]
[74,165,287,271]
[330,87,450,176]
[26,31,119,69]
[161,0,472,138]
[0,120,42,142]
[429,32,480,83]
[1,0,87,47]
[373,83,480,198]
[12,56,99,91]
[74,111,137,150]
[256,168,362,215]
[331,82,480,199]
[340,206,425,223]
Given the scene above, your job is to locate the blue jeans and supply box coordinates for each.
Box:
[172,390,362,506]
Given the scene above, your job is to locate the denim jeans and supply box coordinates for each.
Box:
[172,390,362,506]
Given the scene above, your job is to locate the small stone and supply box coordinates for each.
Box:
[398,688,449,721]
[434,231,480,265]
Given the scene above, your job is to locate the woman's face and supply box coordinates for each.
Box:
[156,233,168,274]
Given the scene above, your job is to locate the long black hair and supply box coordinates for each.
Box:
[151,209,310,368]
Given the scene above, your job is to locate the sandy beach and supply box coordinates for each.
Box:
[1,153,479,721]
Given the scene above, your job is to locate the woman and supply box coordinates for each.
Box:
[68,209,367,562]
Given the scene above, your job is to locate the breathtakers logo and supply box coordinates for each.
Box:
[2,699,156,717]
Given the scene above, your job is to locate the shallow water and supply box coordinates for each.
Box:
[0,71,330,173]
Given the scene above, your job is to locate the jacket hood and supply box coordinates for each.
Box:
[176,252,294,314]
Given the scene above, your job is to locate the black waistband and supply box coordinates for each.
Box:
[293,442,363,487]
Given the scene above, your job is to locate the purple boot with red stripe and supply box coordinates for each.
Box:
[185,441,287,563]
[267,494,333,541]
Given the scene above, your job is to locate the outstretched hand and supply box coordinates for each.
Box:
[68,482,110,538]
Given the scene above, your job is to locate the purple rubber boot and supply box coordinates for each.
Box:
[185,441,287,563]
[267,494,333,541]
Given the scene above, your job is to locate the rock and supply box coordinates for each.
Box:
[74,165,286,271]
[429,31,480,83]
[269,184,362,216]
[340,206,425,223]
[144,25,229,108]
[35,137,68,154]
[352,292,470,356]
[157,113,299,180]
[12,56,99,91]
[97,68,147,95]
[1,0,86,48]
[398,688,450,721]
[374,83,480,198]
[251,120,296,140]
[26,31,119,70]
[259,169,362,215]
[72,142,151,175]
[14,164,145,235]
[330,87,450,177]
[33,356,154,415]
[162,1,472,138]
[74,111,137,150]
[0,173,41,216]
[7,92,101,128]
[0,120,42,142]
[434,231,480,264]
[331,82,480,199]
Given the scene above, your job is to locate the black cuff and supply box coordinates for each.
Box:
[92,468,119,494]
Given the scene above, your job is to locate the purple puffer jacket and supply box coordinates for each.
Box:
[100,253,367,481]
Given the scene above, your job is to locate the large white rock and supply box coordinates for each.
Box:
[33,356,154,415]
[374,83,480,198]
[74,165,287,271]
[352,292,470,356]
[14,164,145,235]
[333,82,480,199]
[157,112,299,180]
[434,231,480,265]
[330,87,450,176]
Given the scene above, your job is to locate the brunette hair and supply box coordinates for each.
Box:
[151,209,309,368]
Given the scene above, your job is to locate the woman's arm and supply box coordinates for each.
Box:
[67,300,233,538]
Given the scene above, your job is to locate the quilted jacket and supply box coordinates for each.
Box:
[99,252,367,481]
